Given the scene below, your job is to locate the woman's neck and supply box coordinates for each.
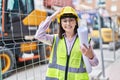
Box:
[65,32,75,40]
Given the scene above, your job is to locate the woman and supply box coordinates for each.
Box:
[35,6,99,80]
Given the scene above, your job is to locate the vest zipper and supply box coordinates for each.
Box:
[64,36,77,80]
[65,55,70,80]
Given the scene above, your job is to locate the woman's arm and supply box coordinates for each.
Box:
[34,8,62,45]
[88,53,99,66]
[34,16,54,46]
[88,40,99,66]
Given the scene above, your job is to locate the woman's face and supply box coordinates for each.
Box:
[61,17,76,33]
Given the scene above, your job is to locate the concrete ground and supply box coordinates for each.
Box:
[90,44,120,80]
[3,44,120,80]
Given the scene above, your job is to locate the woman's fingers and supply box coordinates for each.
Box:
[83,44,88,49]
[51,8,63,17]
[80,44,88,54]
[81,44,94,59]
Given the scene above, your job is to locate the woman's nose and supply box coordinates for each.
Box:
[66,20,70,25]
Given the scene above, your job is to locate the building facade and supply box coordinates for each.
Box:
[43,0,120,16]
[78,0,120,16]
[106,0,120,16]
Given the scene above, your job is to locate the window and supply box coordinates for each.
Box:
[86,0,92,3]
[7,0,34,14]
[72,0,79,6]
[6,0,34,23]
[100,0,105,2]
[97,0,105,3]
[111,5,117,12]
[112,0,117,1]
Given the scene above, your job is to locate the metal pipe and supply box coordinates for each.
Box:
[97,12,106,77]
[112,16,116,60]
[0,57,3,80]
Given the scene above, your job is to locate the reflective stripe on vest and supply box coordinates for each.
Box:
[46,77,58,80]
[46,36,89,80]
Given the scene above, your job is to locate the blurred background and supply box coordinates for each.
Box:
[0,0,120,80]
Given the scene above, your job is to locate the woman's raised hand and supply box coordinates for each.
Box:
[50,7,63,20]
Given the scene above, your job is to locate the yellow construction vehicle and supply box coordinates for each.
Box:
[91,16,119,49]
[78,11,119,49]
[0,0,53,78]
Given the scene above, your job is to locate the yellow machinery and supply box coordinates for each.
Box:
[0,0,52,78]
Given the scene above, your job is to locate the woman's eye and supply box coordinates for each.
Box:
[70,19,74,21]
[63,20,67,22]
[62,18,75,23]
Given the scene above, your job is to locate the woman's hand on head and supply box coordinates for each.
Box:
[80,44,94,59]
[50,7,63,20]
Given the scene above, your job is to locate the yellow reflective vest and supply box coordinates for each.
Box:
[46,35,89,80]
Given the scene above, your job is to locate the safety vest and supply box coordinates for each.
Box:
[46,35,89,80]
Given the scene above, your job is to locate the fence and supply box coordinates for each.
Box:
[0,0,57,80]
[0,0,119,80]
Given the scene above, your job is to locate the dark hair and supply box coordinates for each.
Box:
[58,13,78,39]
[60,13,77,19]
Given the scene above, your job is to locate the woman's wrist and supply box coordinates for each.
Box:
[89,55,94,60]
[89,50,94,59]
